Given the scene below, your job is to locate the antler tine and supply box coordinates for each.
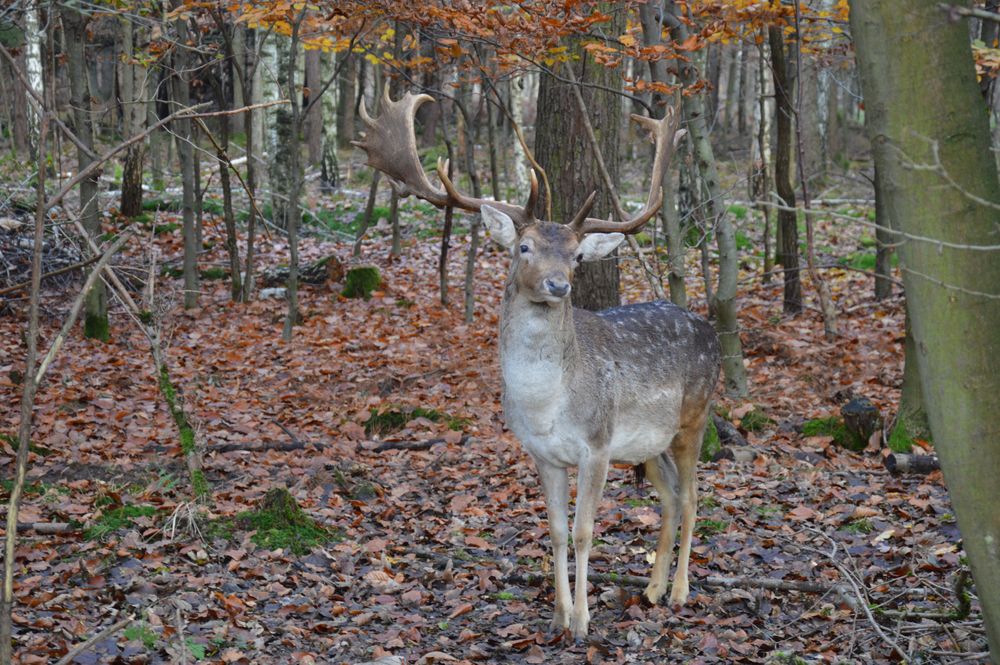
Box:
[350,86,449,208]
[435,157,535,229]
[573,107,684,236]
[524,170,539,221]
[353,87,536,228]
[568,191,598,232]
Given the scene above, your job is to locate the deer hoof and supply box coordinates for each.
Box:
[668,580,690,606]
[550,607,571,633]
[570,609,590,641]
[644,581,667,605]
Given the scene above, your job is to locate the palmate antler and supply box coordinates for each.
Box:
[351,87,538,229]
[568,105,686,236]
[352,87,684,237]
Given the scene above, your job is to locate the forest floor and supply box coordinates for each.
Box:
[0,168,989,664]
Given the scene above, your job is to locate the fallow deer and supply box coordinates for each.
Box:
[353,89,721,639]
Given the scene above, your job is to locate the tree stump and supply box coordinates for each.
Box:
[841,397,881,450]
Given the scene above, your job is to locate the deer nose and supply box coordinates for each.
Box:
[544,279,570,298]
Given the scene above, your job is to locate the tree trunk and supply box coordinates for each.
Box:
[304,49,323,167]
[171,12,198,310]
[534,5,623,312]
[639,0,686,307]
[242,29,261,302]
[64,7,108,340]
[851,1,1000,656]
[277,25,304,341]
[873,165,893,300]
[23,3,42,150]
[336,52,356,149]
[119,17,145,217]
[768,25,802,314]
[667,1,748,397]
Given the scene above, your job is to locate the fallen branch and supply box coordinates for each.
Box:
[371,436,469,453]
[505,570,857,607]
[54,615,134,665]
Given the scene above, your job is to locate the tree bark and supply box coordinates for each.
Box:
[873,165,893,300]
[171,11,198,309]
[851,1,1000,656]
[534,5,623,312]
[336,51,356,149]
[304,49,323,167]
[64,7,108,340]
[639,0,686,307]
[119,17,145,217]
[768,25,802,314]
[667,1,748,396]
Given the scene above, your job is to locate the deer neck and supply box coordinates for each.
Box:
[499,280,578,392]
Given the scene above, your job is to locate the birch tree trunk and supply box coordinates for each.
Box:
[119,17,145,217]
[851,1,1000,655]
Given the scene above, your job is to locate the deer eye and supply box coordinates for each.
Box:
[519,244,530,254]
[575,253,583,262]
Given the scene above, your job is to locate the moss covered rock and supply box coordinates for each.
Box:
[342,265,381,300]
[701,416,721,462]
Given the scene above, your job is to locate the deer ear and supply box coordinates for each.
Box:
[577,233,624,262]
[482,205,518,249]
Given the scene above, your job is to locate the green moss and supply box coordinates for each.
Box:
[201,198,225,216]
[859,234,877,248]
[838,251,899,272]
[842,518,875,535]
[138,310,154,325]
[342,266,381,300]
[153,223,180,235]
[83,312,110,341]
[700,416,720,462]
[236,487,341,554]
[634,231,653,247]
[740,407,772,432]
[363,406,469,436]
[734,230,752,251]
[696,518,727,537]
[179,427,195,454]
[190,469,209,499]
[728,204,748,220]
[84,504,159,540]
[802,416,865,451]
[888,414,931,453]
[200,267,228,280]
[124,622,158,649]
[130,212,154,224]
[142,197,182,212]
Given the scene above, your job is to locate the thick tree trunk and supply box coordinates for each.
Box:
[64,8,108,340]
[242,29,261,301]
[851,1,1000,656]
[768,25,802,314]
[534,6,623,312]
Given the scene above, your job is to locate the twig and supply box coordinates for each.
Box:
[54,616,134,665]
[938,3,1000,24]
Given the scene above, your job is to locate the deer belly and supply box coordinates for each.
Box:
[608,405,683,465]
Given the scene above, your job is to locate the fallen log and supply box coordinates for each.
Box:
[884,453,939,475]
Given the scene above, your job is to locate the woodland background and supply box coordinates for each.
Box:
[1,0,999,663]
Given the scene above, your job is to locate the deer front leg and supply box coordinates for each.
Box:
[536,460,572,631]
[570,452,610,640]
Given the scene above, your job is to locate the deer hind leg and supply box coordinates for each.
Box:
[570,452,610,640]
[669,411,709,606]
[536,460,572,631]
[643,451,680,605]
